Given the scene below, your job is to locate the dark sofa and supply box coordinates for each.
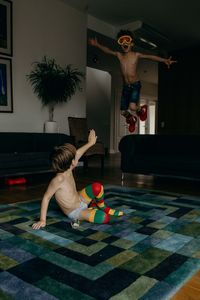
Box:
[119,134,200,180]
[0,132,74,177]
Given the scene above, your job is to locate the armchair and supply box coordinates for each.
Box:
[68,117,105,173]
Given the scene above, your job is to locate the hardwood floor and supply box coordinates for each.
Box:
[0,153,200,300]
[0,153,200,202]
[1,154,200,204]
[171,271,200,300]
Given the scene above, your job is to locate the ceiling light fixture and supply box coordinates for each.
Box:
[139,37,158,49]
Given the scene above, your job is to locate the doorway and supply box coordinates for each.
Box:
[86,68,157,153]
[115,88,157,151]
[139,98,157,134]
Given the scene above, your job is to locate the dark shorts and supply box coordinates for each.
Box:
[120,81,141,110]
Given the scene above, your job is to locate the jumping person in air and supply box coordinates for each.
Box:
[89,29,177,132]
[32,129,123,230]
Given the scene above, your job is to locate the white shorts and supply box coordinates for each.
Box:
[67,200,88,221]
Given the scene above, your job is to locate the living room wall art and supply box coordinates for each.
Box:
[0,57,13,112]
[0,0,12,56]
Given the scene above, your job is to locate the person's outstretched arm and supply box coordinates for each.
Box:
[137,53,177,68]
[89,37,117,56]
[74,129,97,163]
[32,178,59,229]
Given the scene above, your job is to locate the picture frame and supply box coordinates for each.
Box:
[0,57,13,112]
[0,0,12,56]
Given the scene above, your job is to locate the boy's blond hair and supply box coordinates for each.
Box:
[50,143,76,172]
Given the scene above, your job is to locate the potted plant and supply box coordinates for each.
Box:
[27,56,84,133]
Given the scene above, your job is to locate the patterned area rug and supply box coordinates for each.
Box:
[1,185,200,300]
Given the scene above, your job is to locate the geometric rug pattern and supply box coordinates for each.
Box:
[1,184,200,300]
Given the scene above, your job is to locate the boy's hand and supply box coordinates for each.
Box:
[32,220,46,230]
[88,129,97,146]
[89,37,98,47]
[165,56,177,68]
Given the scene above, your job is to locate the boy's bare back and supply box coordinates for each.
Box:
[53,171,81,215]
[32,129,97,230]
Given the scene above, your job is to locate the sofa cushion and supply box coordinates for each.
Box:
[119,134,200,179]
[0,133,36,153]
[0,153,51,169]
[34,133,74,152]
[0,132,73,176]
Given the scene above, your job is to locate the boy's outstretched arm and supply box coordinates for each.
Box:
[32,179,58,230]
[74,129,97,163]
[138,53,177,68]
[89,37,117,56]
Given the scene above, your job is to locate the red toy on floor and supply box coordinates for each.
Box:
[5,177,27,185]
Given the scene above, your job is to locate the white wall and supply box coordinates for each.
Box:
[138,59,158,100]
[87,15,115,38]
[0,0,87,133]
[86,67,111,149]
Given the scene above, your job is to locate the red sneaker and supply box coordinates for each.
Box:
[137,105,148,121]
[126,115,137,132]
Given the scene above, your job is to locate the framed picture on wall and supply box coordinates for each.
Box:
[0,0,12,56]
[0,57,13,112]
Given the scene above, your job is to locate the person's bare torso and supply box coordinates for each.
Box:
[117,51,139,84]
[54,171,81,215]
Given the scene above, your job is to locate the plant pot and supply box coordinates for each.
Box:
[44,121,58,133]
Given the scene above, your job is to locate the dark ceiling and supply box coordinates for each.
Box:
[62,0,200,50]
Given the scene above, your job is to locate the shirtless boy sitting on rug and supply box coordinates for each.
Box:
[32,129,123,230]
